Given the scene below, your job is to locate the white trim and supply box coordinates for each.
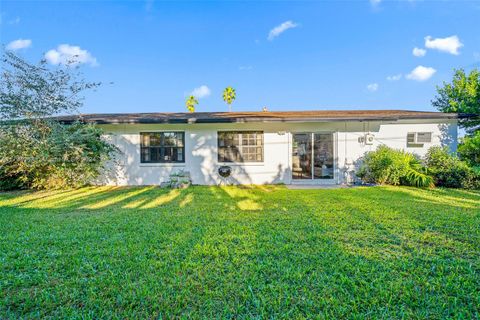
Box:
[216,129,265,165]
[138,130,186,133]
[139,164,186,168]
[217,162,265,167]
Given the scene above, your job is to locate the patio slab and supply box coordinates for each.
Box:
[286,184,353,190]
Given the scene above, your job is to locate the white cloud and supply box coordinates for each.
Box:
[268,21,298,41]
[424,35,463,55]
[412,47,426,57]
[45,44,98,66]
[367,83,379,92]
[387,74,402,81]
[239,65,253,71]
[6,39,31,50]
[406,65,436,81]
[190,85,211,99]
[370,0,382,6]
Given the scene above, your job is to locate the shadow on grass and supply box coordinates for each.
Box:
[0,185,479,318]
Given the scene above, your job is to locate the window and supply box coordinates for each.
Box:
[416,132,432,143]
[140,132,185,163]
[218,131,264,162]
[407,132,432,146]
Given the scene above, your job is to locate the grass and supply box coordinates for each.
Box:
[0,185,479,319]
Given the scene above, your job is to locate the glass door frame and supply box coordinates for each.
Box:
[291,131,337,183]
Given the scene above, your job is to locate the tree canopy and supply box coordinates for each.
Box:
[222,86,236,112]
[0,50,116,190]
[432,68,480,133]
[185,95,198,113]
[0,50,100,121]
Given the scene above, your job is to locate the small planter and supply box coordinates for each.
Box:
[163,170,192,189]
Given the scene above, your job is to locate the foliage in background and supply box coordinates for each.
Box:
[432,68,480,133]
[222,86,236,112]
[430,68,480,189]
[0,50,117,190]
[458,130,480,168]
[357,146,434,188]
[425,146,479,189]
[185,95,198,113]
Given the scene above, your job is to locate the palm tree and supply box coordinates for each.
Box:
[222,86,236,112]
[185,95,198,113]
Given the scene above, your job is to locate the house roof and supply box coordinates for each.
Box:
[54,110,464,124]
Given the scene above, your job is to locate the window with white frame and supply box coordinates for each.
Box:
[217,131,264,162]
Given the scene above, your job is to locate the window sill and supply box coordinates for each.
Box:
[139,163,186,167]
[217,162,265,167]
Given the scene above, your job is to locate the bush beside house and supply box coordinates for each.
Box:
[425,146,479,189]
[0,122,117,190]
[356,146,434,188]
[458,131,480,169]
[357,145,479,189]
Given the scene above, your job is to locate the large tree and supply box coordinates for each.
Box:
[0,50,116,190]
[432,68,480,133]
[0,50,100,121]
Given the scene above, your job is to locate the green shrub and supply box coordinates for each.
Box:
[0,122,117,190]
[0,169,24,190]
[425,146,479,189]
[357,146,434,188]
[458,131,480,169]
[404,165,435,188]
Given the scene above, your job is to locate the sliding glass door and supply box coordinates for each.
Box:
[292,133,312,179]
[292,133,334,180]
[313,133,334,179]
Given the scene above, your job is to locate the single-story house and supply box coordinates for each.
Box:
[57,110,461,186]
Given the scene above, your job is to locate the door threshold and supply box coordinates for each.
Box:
[287,184,347,189]
[291,179,337,185]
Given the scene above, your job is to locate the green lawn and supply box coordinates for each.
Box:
[1,186,479,319]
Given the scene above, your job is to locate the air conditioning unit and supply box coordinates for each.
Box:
[358,133,375,145]
[365,133,375,145]
[407,132,432,144]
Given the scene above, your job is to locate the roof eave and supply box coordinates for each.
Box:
[56,114,461,125]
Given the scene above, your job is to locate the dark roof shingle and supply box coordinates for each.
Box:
[54,110,463,124]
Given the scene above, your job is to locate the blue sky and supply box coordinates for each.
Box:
[1,0,480,114]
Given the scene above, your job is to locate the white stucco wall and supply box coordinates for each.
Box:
[98,119,457,186]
